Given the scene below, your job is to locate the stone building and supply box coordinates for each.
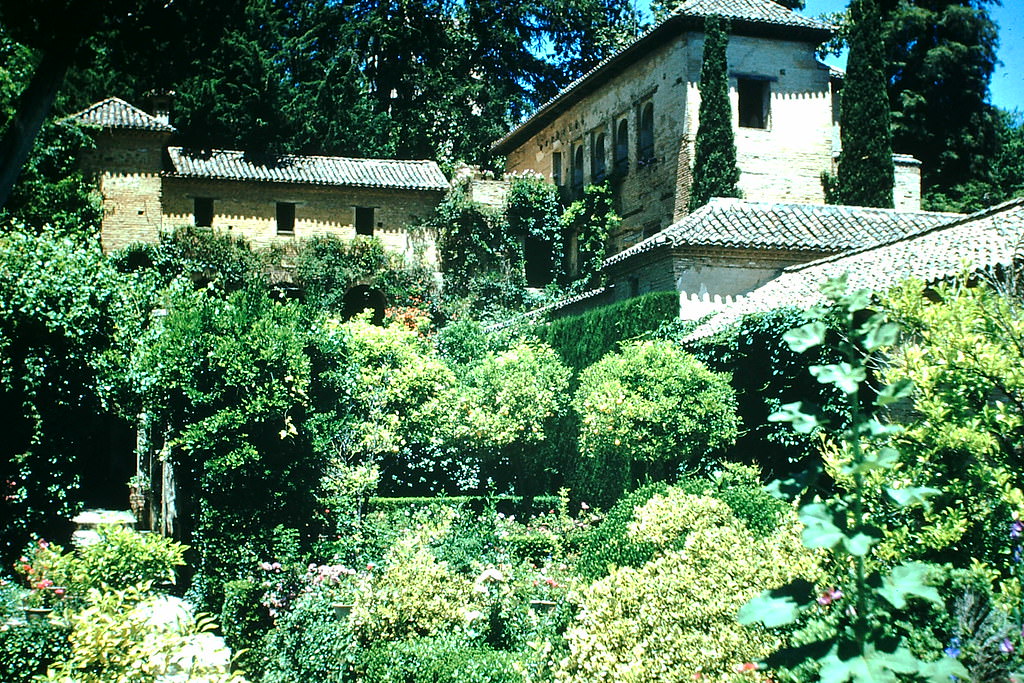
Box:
[603,198,959,309]
[66,97,449,261]
[492,0,922,253]
[686,197,1024,339]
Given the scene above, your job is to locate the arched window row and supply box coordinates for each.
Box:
[550,100,655,192]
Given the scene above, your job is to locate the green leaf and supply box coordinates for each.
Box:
[818,643,921,683]
[737,592,801,628]
[783,321,827,353]
[917,657,969,683]
[769,401,824,434]
[738,580,815,628]
[863,319,900,351]
[820,274,850,302]
[886,486,941,509]
[842,446,900,475]
[840,288,873,313]
[842,526,882,556]
[799,503,844,549]
[877,562,942,609]
[876,378,914,407]
[810,362,866,394]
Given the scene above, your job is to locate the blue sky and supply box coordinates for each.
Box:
[802,0,1023,112]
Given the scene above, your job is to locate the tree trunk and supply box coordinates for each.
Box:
[0,45,77,210]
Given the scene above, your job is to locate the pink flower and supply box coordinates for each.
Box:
[817,588,843,606]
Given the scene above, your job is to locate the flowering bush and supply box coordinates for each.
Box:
[14,539,69,608]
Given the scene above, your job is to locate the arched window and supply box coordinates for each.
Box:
[572,145,584,192]
[592,133,607,182]
[615,119,629,173]
[639,102,654,163]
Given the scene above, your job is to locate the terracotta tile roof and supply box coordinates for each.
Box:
[672,0,832,31]
[492,0,832,155]
[63,97,176,133]
[686,197,1024,339]
[604,199,960,267]
[166,147,450,191]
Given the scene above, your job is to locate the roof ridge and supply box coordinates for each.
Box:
[168,146,438,166]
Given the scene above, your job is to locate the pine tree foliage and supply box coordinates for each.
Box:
[883,0,1000,211]
[688,15,741,213]
[836,0,894,208]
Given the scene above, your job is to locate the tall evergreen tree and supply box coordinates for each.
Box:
[883,0,1000,211]
[836,0,893,208]
[688,15,740,213]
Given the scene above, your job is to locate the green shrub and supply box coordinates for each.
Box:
[356,635,523,682]
[453,341,573,495]
[143,224,266,292]
[221,578,273,678]
[558,496,816,683]
[576,483,670,579]
[40,584,245,682]
[260,591,352,683]
[434,318,493,367]
[572,340,738,505]
[0,617,71,683]
[699,462,790,538]
[350,523,479,644]
[63,525,186,595]
[294,234,436,312]
[684,306,847,478]
[542,291,680,372]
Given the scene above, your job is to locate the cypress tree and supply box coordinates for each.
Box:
[836,0,893,208]
[688,15,741,213]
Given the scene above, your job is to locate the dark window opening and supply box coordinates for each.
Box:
[524,235,554,288]
[615,119,629,173]
[572,145,584,193]
[276,202,296,234]
[639,102,654,162]
[194,197,214,227]
[356,207,375,236]
[738,78,770,129]
[552,151,562,186]
[593,133,607,182]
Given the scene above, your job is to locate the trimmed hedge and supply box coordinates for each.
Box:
[542,290,679,371]
[368,495,562,517]
[357,636,523,683]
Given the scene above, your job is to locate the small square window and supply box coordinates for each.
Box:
[276,202,296,234]
[738,78,770,129]
[355,207,375,236]
[194,197,214,227]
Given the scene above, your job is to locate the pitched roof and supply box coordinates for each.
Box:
[165,147,450,191]
[604,198,960,267]
[686,197,1024,339]
[492,0,833,155]
[63,97,176,133]
[672,0,833,31]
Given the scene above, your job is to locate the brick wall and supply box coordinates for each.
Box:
[160,178,442,266]
[82,131,168,253]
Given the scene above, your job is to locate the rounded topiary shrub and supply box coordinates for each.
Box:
[572,340,739,504]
